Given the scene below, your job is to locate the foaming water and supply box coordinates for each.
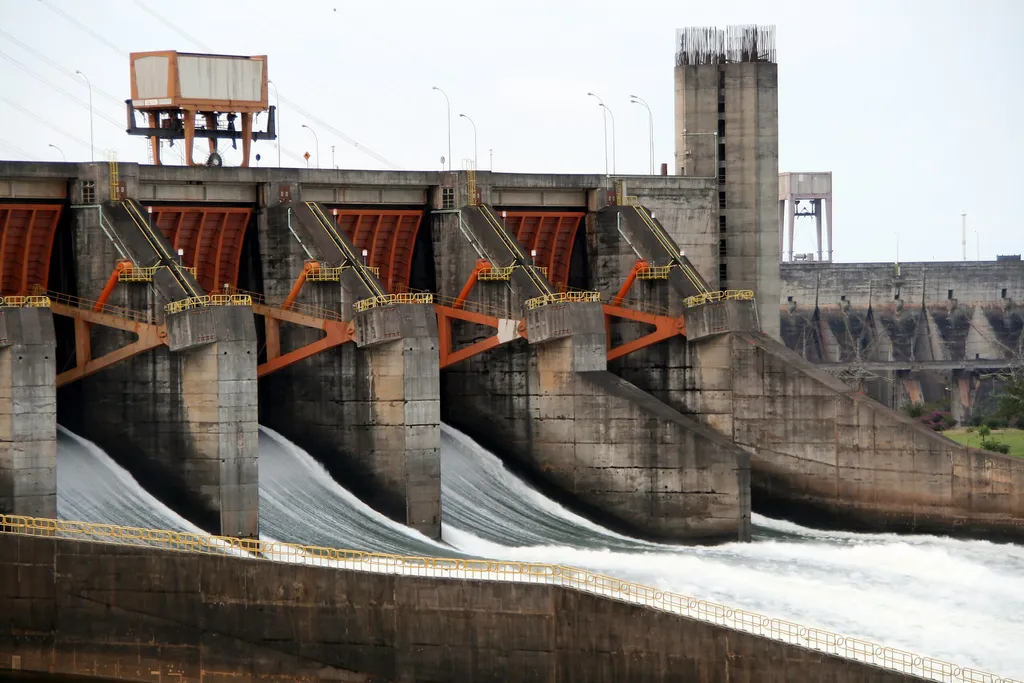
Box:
[440,424,1024,678]
[57,426,201,533]
[257,426,456,557]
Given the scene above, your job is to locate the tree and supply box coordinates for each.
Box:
[995,379,1024,426]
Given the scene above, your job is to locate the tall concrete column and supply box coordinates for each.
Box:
[353,304,441,538]
[0,307,56,518]
[167,306,259,538]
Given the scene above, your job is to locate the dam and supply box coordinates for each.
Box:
[0,17,1021,683]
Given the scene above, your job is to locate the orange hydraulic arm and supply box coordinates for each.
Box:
[282,261,319,311]
[93,260,134,311]
[454,259,492,310]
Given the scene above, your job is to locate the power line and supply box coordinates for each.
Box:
[130,0,401,169]
[0,95,92,151]
[0,51,124,129]
[0,138,41,161]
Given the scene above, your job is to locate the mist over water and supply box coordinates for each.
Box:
[56,424,1024,679]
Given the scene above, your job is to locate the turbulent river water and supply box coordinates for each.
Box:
[55,424,1023,679]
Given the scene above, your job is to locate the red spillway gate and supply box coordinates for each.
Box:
[500,211,585,290]
[331,209,423,293]
[0,203,62,296]
[146,206,252,292]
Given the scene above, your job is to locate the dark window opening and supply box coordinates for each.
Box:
[1001,288,1008,298]
[947,289,954,299]
[717,101,725,113]
[787,295,793,302]
[719,215,727,231]
[718,237,728,257]
[718,69,725,89]
[441,187,455,209]
[718,142,725,161]
[840,295,846,301]
[718,167,726,185]
[717,119,726,137]
[718,191,726,209]
[81,180,95,204]
[894,292,901,300]
[718,262,728,287]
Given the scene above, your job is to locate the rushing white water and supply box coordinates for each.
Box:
[440,424,1024,679]
[54,423,1023,679]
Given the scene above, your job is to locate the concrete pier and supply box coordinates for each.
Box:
[257,201,441,538]
[0,306,56,518]
[59,197,260,538]
[438,206,750,542]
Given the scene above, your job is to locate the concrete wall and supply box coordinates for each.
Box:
[0,532,925,683]
[58,202,260,538]
[685,302,1024,541]
[675,61,781,340]
[256,201,441,539]
[0,307,56,518]
[438,208,749,543]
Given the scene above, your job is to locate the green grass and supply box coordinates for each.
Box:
[943,427,1024,457]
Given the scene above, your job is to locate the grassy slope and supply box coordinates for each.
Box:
[943,427,1024,457]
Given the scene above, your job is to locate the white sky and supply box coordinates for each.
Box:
[1,0,1021,263]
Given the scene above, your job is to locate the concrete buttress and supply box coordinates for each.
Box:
[0,306,56,518]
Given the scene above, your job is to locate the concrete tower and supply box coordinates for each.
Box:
[674,25,781,339]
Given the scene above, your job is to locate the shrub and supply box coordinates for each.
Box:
[905,402,925,418]
[981,438,1011,454]
[966,426,975,433]
[969,414,984,427]
[984,416,1009,430]
[940,413,957,428]
[978,425,992,438]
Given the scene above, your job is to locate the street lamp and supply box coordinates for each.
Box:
[268,79,281,167]
[587,92,609,175]
[301,124,319,169]
[75,70,94,161]
[630,95,654,175]
[48,144,66,162]
[599,103,616,175]
[432,86,451,171]
[458,113,477,170]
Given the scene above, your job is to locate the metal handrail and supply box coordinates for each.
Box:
[40,290,156,324]
[684,289,755,308]
[637,265,674,280]
[353,292,435,313]
[166,294,253,315]
[524,291,601,310]
[0,295,51,309]
[0,513,1011,683]
[240,290,348,323]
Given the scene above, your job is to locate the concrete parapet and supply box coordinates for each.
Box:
[0,532,925,682]
[690,330,1024,541]
[0,307,56,518]
[446,302,749,543]
[684,299,761,340]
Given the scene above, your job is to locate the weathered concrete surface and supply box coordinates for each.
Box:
[0,533,926,683]
[0,307,56,518]
[675,60,781,340]
[58,202,260,538]
[257,202,441,539]
[686,301,1024,541]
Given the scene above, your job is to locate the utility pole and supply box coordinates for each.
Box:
[961,212,967,261]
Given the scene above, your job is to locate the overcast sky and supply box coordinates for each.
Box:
[1,0,1021,263]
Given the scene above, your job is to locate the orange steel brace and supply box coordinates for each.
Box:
[603,303,685,362]
[435,303,526,368]
[93,260,134,311]
[605,259,649,347]
[282,261,319,311]
[454,259,491,310]
[254,302,355,377]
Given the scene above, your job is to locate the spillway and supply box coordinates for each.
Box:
[54,424,1023,679]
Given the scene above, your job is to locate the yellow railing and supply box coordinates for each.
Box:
[118,264,198,283]
[353,292,434,313]
[0,295,51,308]
[0,513,1011,683]
[684,289,755,308]
[166,293,253,315]
[107,151,119,201]
[40,289,156,324]
[478,265,515,281]
[239,290,348,323]
[307,265,380,282]
[524,291,601,310]
[467,168,478,206]
[637,265,673,280]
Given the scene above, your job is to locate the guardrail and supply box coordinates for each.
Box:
[306,265,381,282]
[353,292,435,313]
[684,289,755,308]
[237,290,347,323]
[118,265,198,283]
[637,265,674,280]
[0,513,1011,683]
[38,290,156,325]
[0,295,51,309]
[524,291,602,310]
[166,294,253,315]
